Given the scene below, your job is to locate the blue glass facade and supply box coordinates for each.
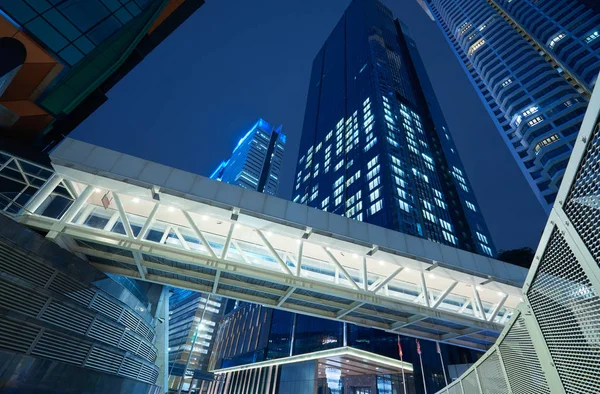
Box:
[422,0,596,212]
[495,0,600,88]
[0,0,159,66]
[211,119,285,196]
[294,0,496,257]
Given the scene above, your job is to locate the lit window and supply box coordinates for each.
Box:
[364,137,377,152]
[468,38,485,55]
[333,176,344,188]
[456,21,472,37]
[481,244,493,256]
[477,232,488,244]
[422,199,434,211]
[334,195,343,206]
[522,106,539,117]
[369,200,383,215]
[501,78,512,88]
[466,201,477,212]
[321,197,329,209]
[316,142,322,152]
[435,198,447,210]
[585,31,599,44]
[527,116,544,127]
[422,210,438,223]
[398,200,411,212]
[534,134,561,154]
[433,189,443,199]
[440,219,453,232]
[367,156,379,170]
[326,131,333,141]
[366,165,380,180]
[334,160,344,172]
[548,32,566,49]
[396,187,408,200]
[369,188,381,202]
[369,177,381,190]
[443,231,458,245]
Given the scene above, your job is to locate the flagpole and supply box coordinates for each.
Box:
[437,342,449,387]
[398,336,407,394]
[416,339,427,394]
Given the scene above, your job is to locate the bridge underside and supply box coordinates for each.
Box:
[2,139,526,351]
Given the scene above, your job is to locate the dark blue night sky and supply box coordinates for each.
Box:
[71,0,547,251]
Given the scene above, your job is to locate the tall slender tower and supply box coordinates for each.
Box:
[211,119,285,196]
[420,0,600,212]
[294,0,496,257]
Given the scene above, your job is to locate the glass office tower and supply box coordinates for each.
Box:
[167,289,224,392]
[421,0,599,212]
[211,118,286,196]
[293,0,496,257]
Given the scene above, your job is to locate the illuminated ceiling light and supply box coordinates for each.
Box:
[405,267,411,272]
[296,239,301,245]
[201,215,209,221]
[167,207,175,212]
[519,297,524,302]
[378,260,385,266]
[94,188,101,193]
[428,273,436,279]
[352,253,358,259]
[475,286,482,291]
[497,291,504,297]
[132,197,140,203]
[234,223,242,229]
[265,231,273,237]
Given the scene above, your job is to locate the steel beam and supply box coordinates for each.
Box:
[324,248,361,291]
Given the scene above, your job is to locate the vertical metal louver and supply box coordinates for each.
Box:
[527,229,600,394]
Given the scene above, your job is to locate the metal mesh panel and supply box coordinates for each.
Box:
[564,119,600,263]
[498,315,550,394]
[475,350,509,394]
[461,370,480,393]
[447,383,463,394]
[527,229,600,393]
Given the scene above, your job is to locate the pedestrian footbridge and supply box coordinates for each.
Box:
[1,138,526,352]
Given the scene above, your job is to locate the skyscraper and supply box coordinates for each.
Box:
[0,0,205,152]
[420,0,600,212]
[167,290,224,392]
[294,0,496,257]
[211,118,286,196]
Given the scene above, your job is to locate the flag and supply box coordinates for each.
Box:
[436,342,441,354]
[397,336,403,358]
[416,339,421,355]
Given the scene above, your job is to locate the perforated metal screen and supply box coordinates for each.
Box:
[475,350,509,394]
[497,315,549,394]
[527,229,600,394]
[564,119,600,264]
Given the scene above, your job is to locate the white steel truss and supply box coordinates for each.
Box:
[0,139,527,351]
